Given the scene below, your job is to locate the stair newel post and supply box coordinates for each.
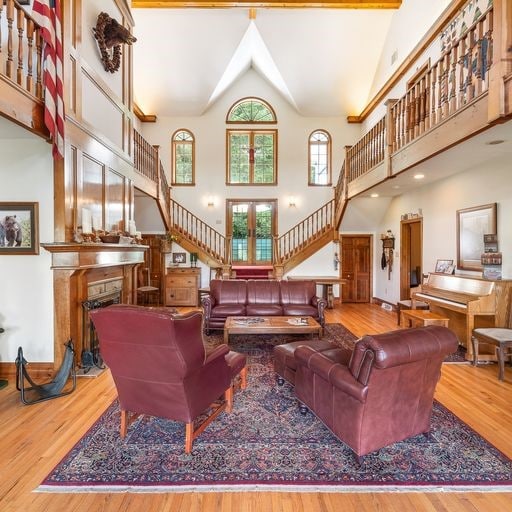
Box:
[385,99,398,177]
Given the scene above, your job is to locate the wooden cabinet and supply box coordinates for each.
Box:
[165,267,200,306]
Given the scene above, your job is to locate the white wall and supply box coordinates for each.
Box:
[369,162,512,305]
[137,68,360,238]
[0,136,54,363]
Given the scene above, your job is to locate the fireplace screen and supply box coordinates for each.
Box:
[81,291,120,373]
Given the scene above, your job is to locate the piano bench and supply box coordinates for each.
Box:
[400,309,449,329]
[396,299,429,325]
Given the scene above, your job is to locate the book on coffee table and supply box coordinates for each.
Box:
[233,317,266,325]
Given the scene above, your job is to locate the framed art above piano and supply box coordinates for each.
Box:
[456,203,497,271]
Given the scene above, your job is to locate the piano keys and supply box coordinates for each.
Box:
[412,273,512,361]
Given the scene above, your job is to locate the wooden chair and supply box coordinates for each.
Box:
[471,293,512,381]
[137,267,159,306]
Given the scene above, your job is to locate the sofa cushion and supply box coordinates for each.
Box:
[273,339,339,385]
[282,304,317,317]
[211,304,246,317]
[246,304,283,316]
[247,280,281,305]
[280,280,316,305]
[211,280,247,305]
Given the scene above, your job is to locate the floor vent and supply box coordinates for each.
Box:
[381,303,393,312]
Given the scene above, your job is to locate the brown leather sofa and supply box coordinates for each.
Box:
[294,325,458,460]
[201,279,327,334]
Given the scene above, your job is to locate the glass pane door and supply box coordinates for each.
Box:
[228,200,276,266]
[255,203,272,264]
[231,203,249,264]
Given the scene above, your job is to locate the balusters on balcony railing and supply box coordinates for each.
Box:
[0,0,44,100]
[133,130,158,182]
[387,6,494,155]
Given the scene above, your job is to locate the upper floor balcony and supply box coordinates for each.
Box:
[334,0,512,223]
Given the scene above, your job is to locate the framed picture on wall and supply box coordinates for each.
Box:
[0,202,39,255]
[457,203,497,271]
[172,252,186,265]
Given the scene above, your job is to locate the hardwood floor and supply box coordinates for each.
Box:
[1,303,511,512]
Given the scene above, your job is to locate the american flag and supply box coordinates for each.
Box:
[31,0,65,159]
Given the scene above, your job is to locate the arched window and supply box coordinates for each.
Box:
[308,130,331,186]
[226,98,277,185]
[226,97,277,123]
[171,129,195,185]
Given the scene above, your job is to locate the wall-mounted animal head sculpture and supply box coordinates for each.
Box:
[93,12,137,73]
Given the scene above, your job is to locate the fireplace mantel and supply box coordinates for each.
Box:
[41,242,147,269]
[42,243,148,368]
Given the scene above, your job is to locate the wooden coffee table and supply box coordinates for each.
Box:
[224,316,322,344]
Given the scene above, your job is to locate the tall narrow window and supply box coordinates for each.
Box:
[308,130,331,186]
[227,130,277,185]
[172,129,194,185]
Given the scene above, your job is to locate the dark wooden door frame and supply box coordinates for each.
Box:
[400,218,423,300]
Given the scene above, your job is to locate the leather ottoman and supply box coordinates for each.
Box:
[273,339,351,386]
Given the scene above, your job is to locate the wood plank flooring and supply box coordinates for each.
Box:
[1,303,511,512]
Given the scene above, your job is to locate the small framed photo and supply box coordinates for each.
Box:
[435,259,454,273]
[172,252,186,265]
[0,202,39,255]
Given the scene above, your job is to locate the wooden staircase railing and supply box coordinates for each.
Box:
[390,6,493,153]
[170,199,226,267]
[276,200,335,273]
[133,129,171,229]
[333,3,498,228]
[0,0,47,134]
[347,117,386,181]
[0,0,43,98]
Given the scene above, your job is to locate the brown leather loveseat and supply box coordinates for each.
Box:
[201,279,327,334]
[294,325,458,461]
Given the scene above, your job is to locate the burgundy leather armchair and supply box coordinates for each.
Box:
[294,326,458,460]
[89,305,247,454]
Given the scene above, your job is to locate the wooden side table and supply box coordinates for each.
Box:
[400,309,449,329]
[396,299,429,325]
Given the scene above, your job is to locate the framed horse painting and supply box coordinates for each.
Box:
[0,202,39,255]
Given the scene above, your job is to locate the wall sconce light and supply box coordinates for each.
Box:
[207,195,215,208]
[289,196,296,208]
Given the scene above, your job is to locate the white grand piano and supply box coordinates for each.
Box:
[412,273,512,361]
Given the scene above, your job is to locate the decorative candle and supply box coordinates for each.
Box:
[82,208,92,233]
[128,220,136,235]
[92,215,101,229]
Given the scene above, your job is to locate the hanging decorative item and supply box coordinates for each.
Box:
[333,239,340,271]
[381,230,395,280]
[93,12,137,73]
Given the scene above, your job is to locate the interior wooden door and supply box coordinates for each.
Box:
[400,219,423,300]
[341,235,371,303]
[227,199,276,265]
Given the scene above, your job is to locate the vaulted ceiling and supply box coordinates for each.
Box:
[131,5,399,117]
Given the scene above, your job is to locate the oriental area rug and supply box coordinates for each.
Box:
[38,324,511,493]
